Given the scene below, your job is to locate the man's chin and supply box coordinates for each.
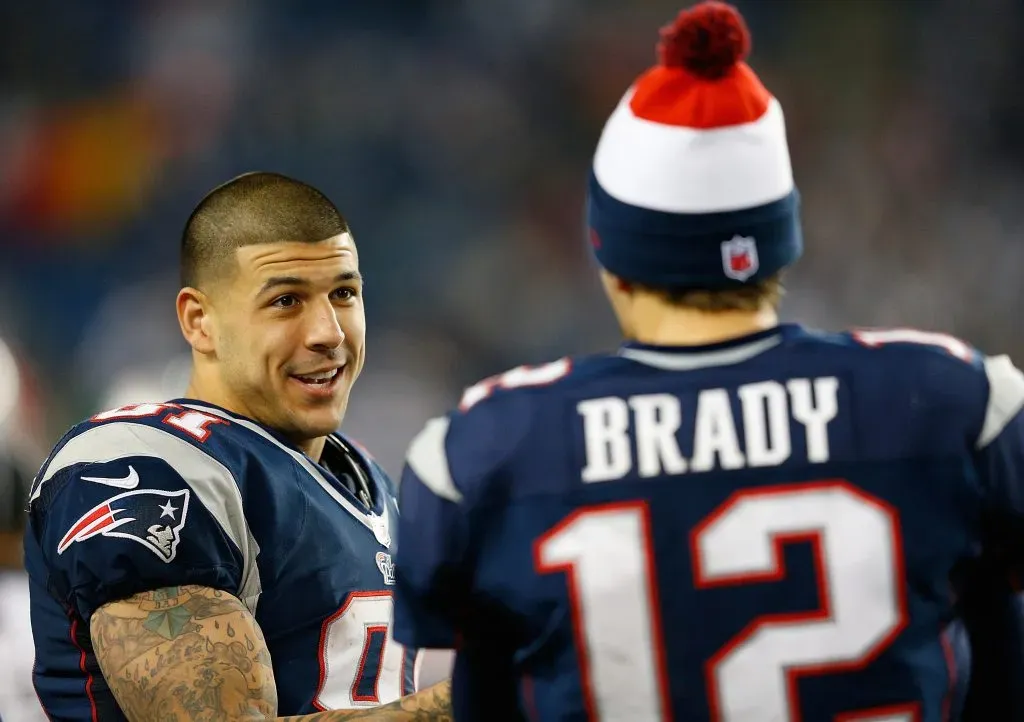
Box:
[292,401,348,436]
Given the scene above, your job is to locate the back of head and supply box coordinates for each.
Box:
[586,1,801,313]
[181,172,349,291]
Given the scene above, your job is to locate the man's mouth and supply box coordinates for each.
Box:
[291,366,344,390]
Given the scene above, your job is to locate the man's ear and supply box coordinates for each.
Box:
[176,286,216,355]
[598,268,634,296]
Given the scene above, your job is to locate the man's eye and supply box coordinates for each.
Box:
[332,288,357,301]
[271,295,298,308]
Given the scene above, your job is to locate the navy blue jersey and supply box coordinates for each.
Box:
[24,399,417,721]
[393,324,1024,722]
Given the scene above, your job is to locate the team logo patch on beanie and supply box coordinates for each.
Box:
[721,236,759,281]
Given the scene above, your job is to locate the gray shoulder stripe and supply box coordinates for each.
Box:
[405,417,462,503]
[182,403,393,549]
[978,355,1024,448]
[34,422,261,613]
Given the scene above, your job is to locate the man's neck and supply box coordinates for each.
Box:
[184,378,327,462]
[300,436,327,463]
[629,304,780,347]
[184,375,248,421]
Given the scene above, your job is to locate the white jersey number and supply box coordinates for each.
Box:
[91,402,226,442]
[313,592,417,710]
[535,482,912,722]
[459,358,571,411]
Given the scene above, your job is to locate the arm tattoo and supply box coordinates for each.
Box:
[94,585,452,721]
[281,680,454,721]
[91,584,277,721]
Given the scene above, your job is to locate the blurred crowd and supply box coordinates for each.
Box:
[2,0,1024,476]
[1,1,1024,719]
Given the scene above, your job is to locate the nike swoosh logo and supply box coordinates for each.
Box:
[81,465,140,489]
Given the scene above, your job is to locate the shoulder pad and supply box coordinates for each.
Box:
[458,357,573,413]
[32,402,238,502]
[848,327,980,366]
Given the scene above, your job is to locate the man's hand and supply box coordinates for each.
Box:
[91,584,278,721]
[92,584,453,721]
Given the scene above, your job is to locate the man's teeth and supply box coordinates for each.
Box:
[297,370,338,383]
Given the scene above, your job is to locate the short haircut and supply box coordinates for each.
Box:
[181,172,349,289]
[632,273,784,312]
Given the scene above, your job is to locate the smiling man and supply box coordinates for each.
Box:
[24,172,452,721]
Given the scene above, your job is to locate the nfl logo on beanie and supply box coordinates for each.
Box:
[587,1,802,290]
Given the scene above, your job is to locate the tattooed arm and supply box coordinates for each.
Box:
[91,585,453,721]
[91,584,278,720]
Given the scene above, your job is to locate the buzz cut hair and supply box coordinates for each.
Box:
[180,172,349,289]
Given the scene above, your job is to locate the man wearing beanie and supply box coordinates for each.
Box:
[393,3,1024,720]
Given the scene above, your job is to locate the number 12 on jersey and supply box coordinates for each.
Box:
[534,482,914,722]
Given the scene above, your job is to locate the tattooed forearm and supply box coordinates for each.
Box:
[281,680,453,721]
[93,586,451,722]
[91,584,277,722]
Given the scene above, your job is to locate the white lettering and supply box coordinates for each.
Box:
[788,377,838,463]
[690,389,745,473]
[738,381,791,467]
[630,394,687,478]
[579,397,632,482]
[576,378,839,480]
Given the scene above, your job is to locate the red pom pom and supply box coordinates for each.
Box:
[658,1,751,79]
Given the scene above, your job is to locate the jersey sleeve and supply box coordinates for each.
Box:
[852,335,1024,546]
[393,415,471,649]
[26,422,254,621]
[393,391,532,650]
[971,354,1024,550]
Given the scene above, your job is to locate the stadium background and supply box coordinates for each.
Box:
[1,1,1024,719]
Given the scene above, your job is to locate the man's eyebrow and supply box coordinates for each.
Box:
[257,271,363,296]
[257,276,304,296]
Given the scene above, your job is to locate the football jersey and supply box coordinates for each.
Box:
[393,324,1024,722]
[24,399,417,721]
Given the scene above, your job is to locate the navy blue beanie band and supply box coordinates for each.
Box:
[588,172,802,288]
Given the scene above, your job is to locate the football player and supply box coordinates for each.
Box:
[25,172,452,720]
[393,3,1024,720]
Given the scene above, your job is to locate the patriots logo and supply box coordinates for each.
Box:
[58,488,190,563]
[721,235,759,281]
[376,551,395,585]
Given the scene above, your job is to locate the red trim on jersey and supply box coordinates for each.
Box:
[69,616,99,722]
[691,480,910,722]
[939,627,958,722]
[534,500,673,722]
[459,358,573,412]
[834,702,921,722]
[520,673,539,722]
[313,590,396,712]
[351,624,389,703]
[161,409,228,442]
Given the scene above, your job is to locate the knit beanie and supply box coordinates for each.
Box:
[587,1,802,288]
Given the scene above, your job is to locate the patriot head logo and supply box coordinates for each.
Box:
[721,235,759,281]
[376,551,395,585]
[58,488,190,563]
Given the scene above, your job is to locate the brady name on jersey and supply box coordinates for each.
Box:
[578,373,837,481]
[25,399,417,721]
